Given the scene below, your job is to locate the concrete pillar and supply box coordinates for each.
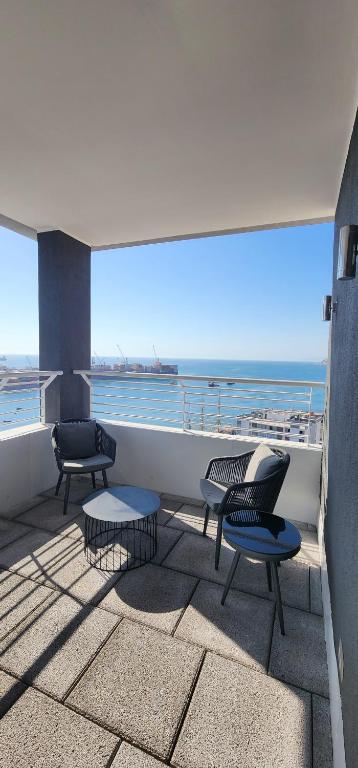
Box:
[38,230,91,422]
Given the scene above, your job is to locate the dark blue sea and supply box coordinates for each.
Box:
[0,356,326,432]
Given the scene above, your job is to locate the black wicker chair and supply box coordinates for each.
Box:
[201,448,290,570]
[52,419,117,514]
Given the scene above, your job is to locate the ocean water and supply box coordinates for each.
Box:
[0,355,326,432]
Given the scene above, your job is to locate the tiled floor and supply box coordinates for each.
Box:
[0,477,332,767]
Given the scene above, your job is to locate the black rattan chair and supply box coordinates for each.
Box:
[52,419,117,514]
[201,448,290,569]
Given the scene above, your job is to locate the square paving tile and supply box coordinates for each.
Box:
[231,556,310,611]
[175,580,274,670]
[57,513,86,541]
[269,606,329,697]
[0,569,52,640]
[167,503,217,536]
[41,476,97,505]
[0,527,68,579]
[157,498,182,526]
[100,563,197,633]
[310,567,323,615]
[0,670,26,717]
[112,742,165,767]
[151,525,183,564]
[0,517,31,549]
[0,592,119,698]
[162,531,234,585]
[16,498,82,531]
[0,530,120,603]
[67,618,203,759]
[0,686,118,767]
[172,652,312,768]
[161,494,197,507]
[313,694,333,768]
[1,496,46,520]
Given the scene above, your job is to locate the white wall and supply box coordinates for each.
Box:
[0,424,57,517]
[0,420,322,526]
[103,420,322,526]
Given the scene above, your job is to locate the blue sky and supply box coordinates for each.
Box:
[0,222,333,360]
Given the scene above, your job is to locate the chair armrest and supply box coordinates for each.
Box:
[97,425,117,463]
[205,451,254,484]
[51,425,63,470]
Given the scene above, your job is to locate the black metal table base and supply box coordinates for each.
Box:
[84,512,157,572]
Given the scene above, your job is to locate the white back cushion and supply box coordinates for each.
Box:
[244,444,282,483]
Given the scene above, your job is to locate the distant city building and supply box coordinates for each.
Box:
[234,409,323,444]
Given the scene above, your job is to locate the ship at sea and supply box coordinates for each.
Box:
[91,346,178,377]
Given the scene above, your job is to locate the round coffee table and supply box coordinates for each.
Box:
[83,485,160,572]
[221,510,301,635]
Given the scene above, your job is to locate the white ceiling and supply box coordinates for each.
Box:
[0,1,357,248]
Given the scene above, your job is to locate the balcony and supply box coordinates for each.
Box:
[0,473,330,766]
[1,3,357,765]
[0,371,331,766]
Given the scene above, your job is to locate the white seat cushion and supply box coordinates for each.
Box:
[63,454,113,473]
[244,444,282,483]
[200,478,228,507]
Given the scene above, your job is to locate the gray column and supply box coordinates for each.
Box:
[38,230,91,422]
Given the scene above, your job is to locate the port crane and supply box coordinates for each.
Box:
[152,345,160,364]
[92,350,106,365]
[116,345,128,366]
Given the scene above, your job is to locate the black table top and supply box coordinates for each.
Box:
[223,510,301,562]
[83,485,160,523]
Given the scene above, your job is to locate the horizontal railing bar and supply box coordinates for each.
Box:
[0,370,63,379]
[90,392,311,408]
[0,406,41,417]
[181,387,311,397]
[91,383,181,395]
[93,404,184,416]
[75,370,325,389]
[90,380,311,397]
[91,395,182,406]
[184,408,310,422]
[0,388,41,396]
[185,417,309,439]
[0,395,40,406]
[96,412,182,425]
[0,382,42,391]
[0,416,41,425]
[185,395,311,406]
[91,385,311,402]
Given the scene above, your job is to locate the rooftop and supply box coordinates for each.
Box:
[0,476,331,767]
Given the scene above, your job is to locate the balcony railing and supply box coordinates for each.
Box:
[75,371,326,445]
[0,371,63,431]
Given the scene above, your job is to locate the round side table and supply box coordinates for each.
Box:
[83,485,160,572]
[221,509,301,634]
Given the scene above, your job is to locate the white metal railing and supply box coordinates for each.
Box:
[0,371,63,431]
[74,371,326,445]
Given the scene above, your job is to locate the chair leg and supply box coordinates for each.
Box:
[55,471,63,496]
[102,469,108,488]
[215,516,223,570]
[221,551,240,605]
[63,474,71,516]
[91,472,96,489]
[271,562,285,635]
[202,504,210,536]
[266,561,272,592]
